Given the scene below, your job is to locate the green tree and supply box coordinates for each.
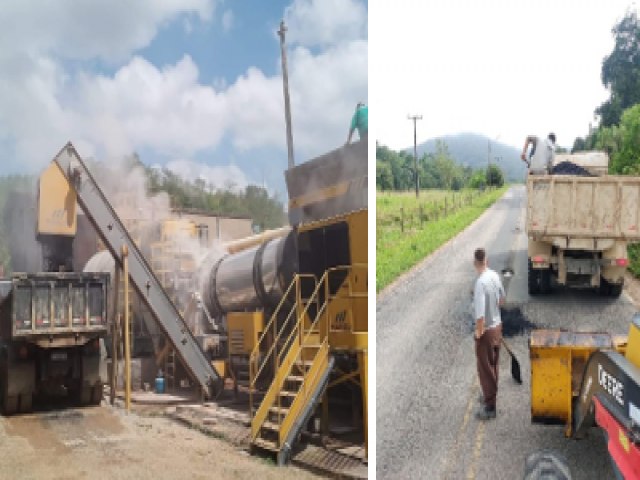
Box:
[432,140,456,189]
[597,11,640,127]
[486,164,504,187]
[571,137,587,153]
[596,104,640,175]
[469,170,487,189]
[376,161,393,190]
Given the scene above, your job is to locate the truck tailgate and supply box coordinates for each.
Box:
[527,176,640,240]
[9,273,109,338]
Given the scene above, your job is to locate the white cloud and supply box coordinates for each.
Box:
[0,0,215,63]
[284,0,367,47]
[0,0,367,174]
[74,55,228,158]
[221,9,234,33]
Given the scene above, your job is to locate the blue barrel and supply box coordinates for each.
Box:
[155,375,165,394]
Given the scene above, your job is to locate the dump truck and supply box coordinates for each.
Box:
[0,272,109,413]
[526,151,640,296]
[0,162,110,414]
[530,317,640,479]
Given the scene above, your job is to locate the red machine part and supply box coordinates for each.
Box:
[594,396,640,479]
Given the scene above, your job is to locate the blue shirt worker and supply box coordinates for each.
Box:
[347,102,368,144]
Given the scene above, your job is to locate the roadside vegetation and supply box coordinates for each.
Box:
[377,141,504,191]
[376,132,508,292]
[570,10,640,278]
[376,187,507,292]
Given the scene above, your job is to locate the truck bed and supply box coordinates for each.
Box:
[0,273,109,339]
[527,175,640,241]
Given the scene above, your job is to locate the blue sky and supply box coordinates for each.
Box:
[0,0,368,200]
[140,2,291,82]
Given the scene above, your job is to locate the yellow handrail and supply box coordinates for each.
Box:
[270,273,331,433]
[276,273,327,366]
[250,274,317,384]
[249,273,317,417]
[250,263,370,445]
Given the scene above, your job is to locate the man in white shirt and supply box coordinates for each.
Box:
[521,133,556,175]
[473,247,505,420]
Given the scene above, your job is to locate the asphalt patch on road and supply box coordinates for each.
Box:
[501,305,540,337]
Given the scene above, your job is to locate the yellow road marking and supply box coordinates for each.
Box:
[466,421,486,480]
[440,377,478,478]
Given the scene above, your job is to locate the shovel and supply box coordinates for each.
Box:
[501,338,522,384]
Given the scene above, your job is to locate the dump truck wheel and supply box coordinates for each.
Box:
[0,373,18,415]
[609,282,623,298]
[528,260,540,295]
[539,269,551,294]
[3,395,17,415]
[90,383,103,405]
[18,393,32,413]
[599,278,623,298]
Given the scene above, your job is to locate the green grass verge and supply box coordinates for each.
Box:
[629,244,640,278]
[376,187,508,292]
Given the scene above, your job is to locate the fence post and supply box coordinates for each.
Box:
[420,205,423,228]
[400,207,404,233]
[445,196,448,216]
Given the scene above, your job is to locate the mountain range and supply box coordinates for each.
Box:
[406,132,527,182]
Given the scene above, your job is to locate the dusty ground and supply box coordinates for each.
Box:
[0,403,320,480]
[377,186,636,479]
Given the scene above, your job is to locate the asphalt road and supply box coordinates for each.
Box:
[376,185,637,479]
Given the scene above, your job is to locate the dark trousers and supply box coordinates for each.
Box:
[475,325,502,409]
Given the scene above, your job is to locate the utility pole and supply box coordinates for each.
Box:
[408,114,422,198]
[487,135,501,186]
[278,20,295,168]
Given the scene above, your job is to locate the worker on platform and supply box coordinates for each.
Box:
[473,247,505,420]
[347,102,368,144]
[520,133,556,174]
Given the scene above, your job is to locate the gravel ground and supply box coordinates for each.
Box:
[0,404,320,480]
[376,186,636,479]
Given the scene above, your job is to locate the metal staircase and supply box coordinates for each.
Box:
[249,272,334,465]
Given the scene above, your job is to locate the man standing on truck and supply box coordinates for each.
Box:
[521,133,556,174]
[347,102,368,144]
[473,247,505,420]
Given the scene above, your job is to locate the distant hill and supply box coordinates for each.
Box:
[407,132,526,182]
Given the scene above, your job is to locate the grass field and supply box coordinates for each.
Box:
[376,187,508,292]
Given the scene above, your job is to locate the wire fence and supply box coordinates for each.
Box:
[376,189,490,233]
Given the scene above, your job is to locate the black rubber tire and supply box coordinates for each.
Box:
[3,395,17,415]
[90,383,103,406]
[0,371,18,415]
[539,269,552,294]
[609,281,623,298]
[528,260,540,295]
[18,392,33,413]
[599,278,624,298]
